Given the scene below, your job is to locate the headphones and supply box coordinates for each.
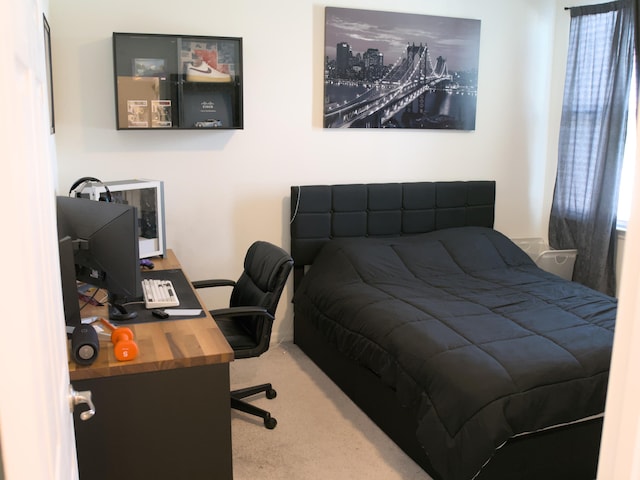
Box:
[69,176,113,202]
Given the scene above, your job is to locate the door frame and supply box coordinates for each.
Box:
[0,0,78,478]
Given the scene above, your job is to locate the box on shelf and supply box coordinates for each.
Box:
[78,179,166,259]
[512,237,577,281]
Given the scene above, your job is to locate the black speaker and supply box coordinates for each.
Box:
[71,326,100,366]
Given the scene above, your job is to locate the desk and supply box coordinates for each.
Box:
[69,250,234,480]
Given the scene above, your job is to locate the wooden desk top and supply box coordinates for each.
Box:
[68,250,234,381]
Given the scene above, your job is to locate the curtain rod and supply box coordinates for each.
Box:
[565,0,628,11]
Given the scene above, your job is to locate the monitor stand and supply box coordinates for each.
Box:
[109,294,138,321]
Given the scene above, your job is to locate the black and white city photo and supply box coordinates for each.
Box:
[324,7,481,130]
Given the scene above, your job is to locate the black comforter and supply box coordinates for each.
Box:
[293,227,616,480]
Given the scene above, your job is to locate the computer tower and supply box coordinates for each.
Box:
[78,179,166,258]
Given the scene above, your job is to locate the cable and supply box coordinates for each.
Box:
[290,186,301,224]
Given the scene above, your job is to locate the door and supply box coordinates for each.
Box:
[0,0,79,478]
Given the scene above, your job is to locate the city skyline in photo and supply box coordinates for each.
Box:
[324,7,481,73]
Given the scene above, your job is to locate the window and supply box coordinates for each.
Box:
[617,65,636,230]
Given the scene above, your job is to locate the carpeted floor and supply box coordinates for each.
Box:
[229,341,433,480]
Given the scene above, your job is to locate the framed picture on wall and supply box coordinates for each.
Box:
[43,14,55,134]
[113,32,243,130]
[323,7,481,130]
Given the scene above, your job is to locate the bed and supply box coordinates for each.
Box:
[289,181,616,480]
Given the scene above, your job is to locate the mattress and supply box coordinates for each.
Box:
[292,226,616,480]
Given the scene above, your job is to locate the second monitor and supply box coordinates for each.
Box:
[57,196,142,322]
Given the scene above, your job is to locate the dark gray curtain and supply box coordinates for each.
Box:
[549,0,635,296]
[636,0,640,103]
[637,0,640,98]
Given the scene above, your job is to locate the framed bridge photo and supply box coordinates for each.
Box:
[323,7,481,130]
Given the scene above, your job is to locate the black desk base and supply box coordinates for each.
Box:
[73,364,232,480]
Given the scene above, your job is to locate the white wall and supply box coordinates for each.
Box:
[50,0,557,342]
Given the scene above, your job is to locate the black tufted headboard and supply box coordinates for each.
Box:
[289,181,496,289]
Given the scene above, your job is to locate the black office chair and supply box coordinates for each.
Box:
[192,241,293,429]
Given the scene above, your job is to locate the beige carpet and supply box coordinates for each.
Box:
[230,341,433,480]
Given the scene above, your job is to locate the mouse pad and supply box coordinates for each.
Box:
[118,269,207,324]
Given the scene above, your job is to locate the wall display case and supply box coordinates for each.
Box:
[78,179,166,258]
[113,33,243,130]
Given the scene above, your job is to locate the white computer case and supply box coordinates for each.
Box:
[79,179,166,258]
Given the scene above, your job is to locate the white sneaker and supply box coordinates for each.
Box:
[186,61,231,83]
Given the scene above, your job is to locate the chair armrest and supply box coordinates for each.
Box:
[210,306,274,321]
[192,279,236,289]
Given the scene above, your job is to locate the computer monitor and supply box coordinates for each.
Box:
[56,196,142,321]
[59,235,82,328]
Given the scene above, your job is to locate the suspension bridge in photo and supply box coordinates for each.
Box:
[324,43,453,128]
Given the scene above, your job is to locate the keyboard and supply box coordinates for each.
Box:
[141,278,180,309]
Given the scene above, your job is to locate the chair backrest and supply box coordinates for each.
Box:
[230,241,293,354]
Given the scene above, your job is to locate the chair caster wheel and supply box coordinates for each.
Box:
[264,416,277,429]
[266,388,277,400]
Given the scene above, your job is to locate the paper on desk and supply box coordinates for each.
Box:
[165,309,202,316]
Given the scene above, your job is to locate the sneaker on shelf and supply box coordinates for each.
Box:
[186,59,231,83]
